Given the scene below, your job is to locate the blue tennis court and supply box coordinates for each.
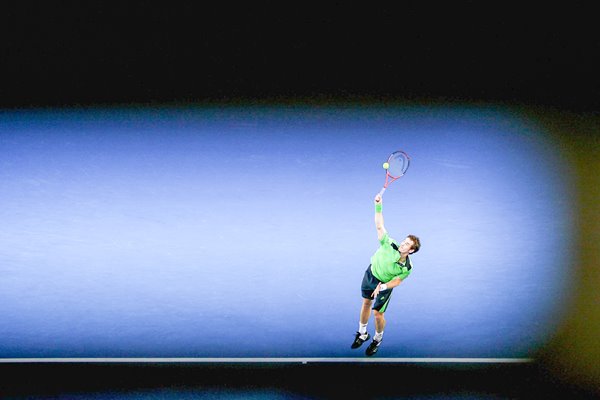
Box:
[0,104,574,360]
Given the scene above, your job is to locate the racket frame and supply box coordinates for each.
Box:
[378,150,410,197]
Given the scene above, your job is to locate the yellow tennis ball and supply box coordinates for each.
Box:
[383,162,389,169]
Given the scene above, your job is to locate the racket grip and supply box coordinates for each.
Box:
[377,187,386,197]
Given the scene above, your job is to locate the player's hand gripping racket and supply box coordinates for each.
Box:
[378,150,410,197]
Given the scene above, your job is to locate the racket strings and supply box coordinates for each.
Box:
[387,152,410,178]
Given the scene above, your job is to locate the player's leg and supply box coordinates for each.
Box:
[351,298,372,349]
[360,298,372,325]
[373,309,386,335]
[366,309,386,356]
[366,294,391,356]
[353,265,377,349]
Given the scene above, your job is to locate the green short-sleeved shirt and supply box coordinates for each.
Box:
[370,232,412,283]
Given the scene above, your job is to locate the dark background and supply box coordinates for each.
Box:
[1,3,598,111]
[1,3,598,399]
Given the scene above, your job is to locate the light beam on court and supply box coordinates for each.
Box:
[0,104,575,360]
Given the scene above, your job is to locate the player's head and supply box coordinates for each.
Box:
[404,235,421,254]
[406,235,420,254]
[397,235,420,254]
[391,235,420,255]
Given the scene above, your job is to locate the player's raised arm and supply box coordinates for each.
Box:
[374,194,386,241]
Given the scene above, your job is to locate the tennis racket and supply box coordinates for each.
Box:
[377,150,410,197]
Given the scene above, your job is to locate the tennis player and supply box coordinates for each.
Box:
[351,193,421,356]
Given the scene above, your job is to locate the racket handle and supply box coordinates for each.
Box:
[377,187,386,197]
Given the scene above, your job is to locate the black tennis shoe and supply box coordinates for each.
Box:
[365,338,382,356]
[351,332,370,349]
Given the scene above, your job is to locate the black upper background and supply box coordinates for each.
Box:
[1,3,598,112]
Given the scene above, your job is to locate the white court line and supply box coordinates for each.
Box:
[0,357,534,363]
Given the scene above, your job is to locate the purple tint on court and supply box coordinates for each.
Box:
[0,105,574,358]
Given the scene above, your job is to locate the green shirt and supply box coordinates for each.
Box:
[370,232,412,283]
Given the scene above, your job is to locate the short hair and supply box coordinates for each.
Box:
[407,234,421,253]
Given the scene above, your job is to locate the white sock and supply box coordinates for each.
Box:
[374,331,384,342]
[358,323,368,335]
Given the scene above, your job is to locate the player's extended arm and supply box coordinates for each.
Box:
[374,194,386,241]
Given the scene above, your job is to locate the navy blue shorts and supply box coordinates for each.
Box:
[361,264,393,313]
